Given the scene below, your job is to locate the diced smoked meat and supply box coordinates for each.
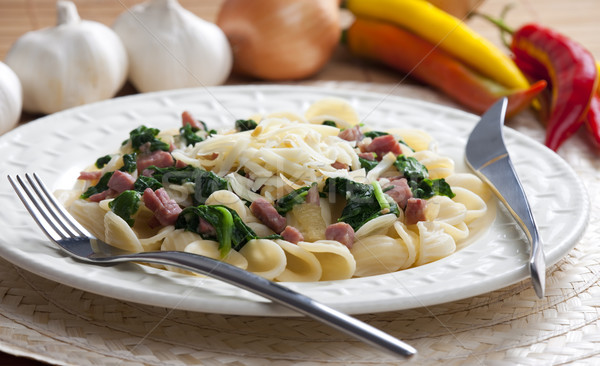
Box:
[338,125,363,142]
[281,226,304,244]
[88,189,116,202]
[142,188,182,226]
[203,152,219,160]
[87,171,135,202]
[331,161,348,170]
[250,198,287,234]
[325,222,355,249]
[365,135,402,160]
[405,198,427,225]
[358,152,376,161]
[141,169,155,177]
[305,184,320,205]
[78,171,102,180]
[137,149,174,174]
[357,140,370,153]
[382,178,413,209]
[107,170,135,194]
[182,110,204,130]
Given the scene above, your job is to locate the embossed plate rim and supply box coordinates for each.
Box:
[0,85,589,316]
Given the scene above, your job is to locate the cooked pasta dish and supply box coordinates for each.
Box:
[62,98,494,281]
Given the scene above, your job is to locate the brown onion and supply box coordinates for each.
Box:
[216,0,341,80]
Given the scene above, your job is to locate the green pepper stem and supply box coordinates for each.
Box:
[474,4,516,48]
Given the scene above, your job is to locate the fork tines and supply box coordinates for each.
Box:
[8,173,90,242]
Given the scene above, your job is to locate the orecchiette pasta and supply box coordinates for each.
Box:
[205,190,249,220]
[69,198,108,241]
[426,195,467,225]
[160,229,200,252]
[449,187,489,224]
[354,214,398,239]
[63,97,495,283]
[274,239,322,282]
[104,211,144,253]
[351,235,412,277]
[184,240,248,270]
[411,150,454,179]
[392,222,418,269]
[415,221,456,266]
[139,225,174,251]
[239,239,287,280]
[297,240,356,281]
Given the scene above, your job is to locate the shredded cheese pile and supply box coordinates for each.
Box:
[172,114,367,203]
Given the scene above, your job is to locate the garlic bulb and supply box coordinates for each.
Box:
[0,61,22,135]
[112,0,232,93]
[5,1,128,115]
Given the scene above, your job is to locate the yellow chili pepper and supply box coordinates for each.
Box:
[345,0,529,90]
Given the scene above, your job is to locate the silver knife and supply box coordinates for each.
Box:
[465,97,546,298]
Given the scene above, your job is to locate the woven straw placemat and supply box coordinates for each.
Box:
[1,82,599,366]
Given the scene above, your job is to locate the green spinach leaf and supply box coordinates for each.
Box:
[358,157,378,172]
[274,184,313,215]
[394,155,455,199]
[146,165,228,205]
[411,178,455,199]
[235,119,258,131]
[95,155,112,169]
[394,155,428,182]
[363,130,388,139]
[179,124,204,146]
[324,177,399,231]
[108,190,141,226]
[81,172,114,199]
[133,175,163,192]
[123,125,170,152]
[176,205,268,256]
[119,153,137,173]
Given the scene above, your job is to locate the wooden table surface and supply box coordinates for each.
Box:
[0,0,599,364]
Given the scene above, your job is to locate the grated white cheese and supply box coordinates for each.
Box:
[175,117,362,200]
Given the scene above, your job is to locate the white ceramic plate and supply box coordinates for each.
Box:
[0,85,589,316]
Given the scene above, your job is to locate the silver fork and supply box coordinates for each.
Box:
[7,173,417,359]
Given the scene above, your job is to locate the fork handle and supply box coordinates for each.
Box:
[89,250,417,358]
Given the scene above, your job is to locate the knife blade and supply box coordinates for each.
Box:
[465,97,546,299]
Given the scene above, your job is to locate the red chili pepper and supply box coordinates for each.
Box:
[517,55,600,147]
[585,94,600,147]
[583,63,600,147]
[344,17,546,119]
[512,24,597,151]
[511,52,554,122]
[518,58,596,149]
[484,12,598,151]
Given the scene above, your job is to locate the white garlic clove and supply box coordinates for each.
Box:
[112,0,232,93]
[0,62,22,135]
[5,1,128,115]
